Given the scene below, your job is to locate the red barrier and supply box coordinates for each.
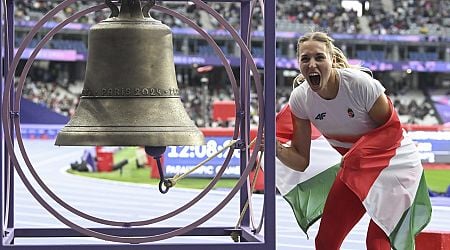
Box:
[96,147,113,172]
[212,100,236,122]
[200,127,258,140]
[147,155,163,179]
[250,168,264,193]
[416,231,450,250]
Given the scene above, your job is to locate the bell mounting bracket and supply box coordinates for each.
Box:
[105,0,156,18]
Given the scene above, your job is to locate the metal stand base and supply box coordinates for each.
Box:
[2,226,265,249]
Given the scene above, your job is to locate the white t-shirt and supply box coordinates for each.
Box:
[289,68,386,149]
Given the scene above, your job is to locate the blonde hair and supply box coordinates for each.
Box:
[293,31,368,87]
[296,31,352,68]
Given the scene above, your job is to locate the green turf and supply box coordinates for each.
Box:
[68,148,450,193]
[423,169,450,193]
[68,147,239,190]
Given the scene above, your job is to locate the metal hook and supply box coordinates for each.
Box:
[158,180,169,194]
[105,0,119,18]
[158,179,173,194]
[145,146,172,194]
[142,0,156,18]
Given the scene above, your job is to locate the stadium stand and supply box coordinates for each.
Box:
[11,0,450,128]
[13,0,449,35]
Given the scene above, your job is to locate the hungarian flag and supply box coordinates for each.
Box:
[273,103,432,250]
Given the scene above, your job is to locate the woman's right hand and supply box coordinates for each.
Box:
[259,133,283,156]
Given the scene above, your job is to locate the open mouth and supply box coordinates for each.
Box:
[309,73,321,86]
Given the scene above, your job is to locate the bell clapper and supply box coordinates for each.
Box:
[144,146,172,194]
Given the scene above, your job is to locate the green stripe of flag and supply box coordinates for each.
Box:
[282,164,340,236]
[389,173,432,250]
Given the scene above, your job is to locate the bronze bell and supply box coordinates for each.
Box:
[55,0,204,147]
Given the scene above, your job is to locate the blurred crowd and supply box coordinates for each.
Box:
[20,79,79,117]
[391,93,438,125]
[368,0,449,35]
[19,76,441,127]
[13,0,447,126]
[14,0,449,36]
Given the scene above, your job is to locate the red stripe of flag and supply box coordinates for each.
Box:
[341,102,403,200]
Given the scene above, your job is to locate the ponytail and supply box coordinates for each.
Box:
[332,46,351,69]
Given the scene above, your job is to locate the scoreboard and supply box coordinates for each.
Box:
[164,136,241,178]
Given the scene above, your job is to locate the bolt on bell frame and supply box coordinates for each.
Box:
[0,0,277,249]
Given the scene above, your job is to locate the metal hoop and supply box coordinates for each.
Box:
[2,0,265,244]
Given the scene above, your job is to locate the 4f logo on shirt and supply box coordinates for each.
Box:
[315,112,326,120]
